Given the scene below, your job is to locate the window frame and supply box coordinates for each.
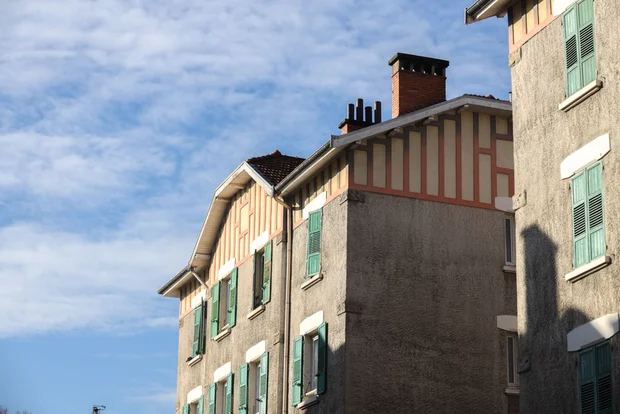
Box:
[506,334,519,388]
[253,249,266,310]
[504,215,516,266]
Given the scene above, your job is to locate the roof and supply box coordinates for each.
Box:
[247,150,305,186]
[330,94,512,148]
[465,0,511,24]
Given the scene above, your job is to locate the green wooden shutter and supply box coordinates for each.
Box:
[210,282,220,340]
[198,395,204,414]
[564,4,581,96]
[225,373,234,414]
[317,323,328,395]
[259,352,269,414]
[229,268,238,328]
[572,171,588,268]
[263,241,272,304]
[239,364,248,414]
[306,210,322,277]
[292,336,304,406]
[596,342,613,414]
[208,384,216,414]
[252,251,258,308]
[577,0,596,86]
[580,347,596,414]
[193,303,203,357]
[587,163,605,261]
[182,404,189,414]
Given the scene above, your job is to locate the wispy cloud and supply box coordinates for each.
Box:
[0,0,509,338]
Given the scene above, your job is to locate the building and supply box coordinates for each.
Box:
[466,1,620,413]
[158,53,517,413]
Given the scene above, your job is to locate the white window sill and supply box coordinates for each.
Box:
[213,327,231,342]
[565,256,612,282]
[187,354,202,367]
[247,305,265,320]
[559,79,603,112]
[505,387,520,396]
[298,393,319,410]
[502,264,516,274]
[301,273,323,290]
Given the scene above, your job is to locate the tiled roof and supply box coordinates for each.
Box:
[247,150,305,186]
[464,93,508,102]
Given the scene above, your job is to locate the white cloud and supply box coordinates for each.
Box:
[0,0,509,337]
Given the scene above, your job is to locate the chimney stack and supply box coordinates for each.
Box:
[388,53,450,119]
[338,99,382,134]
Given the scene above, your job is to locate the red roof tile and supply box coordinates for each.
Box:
[247,150,305,186]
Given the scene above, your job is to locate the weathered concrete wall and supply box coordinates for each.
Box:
[345,191,514,414]
[288,192,348,414]
[510,1,620,412]
[175,232,287,414]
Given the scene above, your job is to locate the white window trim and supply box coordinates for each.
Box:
[504,215,516,266]
[245,340,266,363]
[218,258,236,280]
[187,385,203,404]
[567,313,620,352]
[191,290,207,309]
[302,192,327,220]
[564,255,612,282]
[300,311,324,336]
[250,230,269,254]
[560,133,610,179]
[495,196,514,213]
[559,80,603,112]
[506,334,519,388]
[497,315,518,332]
[213,362,232,383]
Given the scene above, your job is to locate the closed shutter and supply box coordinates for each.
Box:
[580,347,596,414]
[229,268,238,328]
[210,282,220,340]
[292,336,304,406]
[263,241,272,304]
[182,404,189,414]
[198,395,204,414]
[306,210,322,276]
[596,342,613,414]
[225,373,234,414]
[577,0,596,86]
[239,364,248,414]
[317,323,328,395]
[586,163,605,261]
[572,171,588,268]
[208,384,216,414]
[252,251,258,308]
[259,352,269,414]
[193,303,203,357]
[564,5,581,96]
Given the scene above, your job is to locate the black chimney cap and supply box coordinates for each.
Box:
[388,53,450,70]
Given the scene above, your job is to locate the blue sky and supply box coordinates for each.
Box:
[0,1,509,413]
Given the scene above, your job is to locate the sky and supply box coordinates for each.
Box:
[0,1,509,413]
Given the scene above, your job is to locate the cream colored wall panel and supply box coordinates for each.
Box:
[354,150,368,185]
[479,114,491,149]
[330,161,338,194]
[240,202,249,232]
[496,117,508,135]
[391,138,404,191]
[497,140,515,169]
[444,120,457,199]
[426,126,439,196]
[480,154,492,204]
[498,173,510,198]
[409,131,422,193]
[461,112,475,201]
[513,2,524,42]
[538,0,548,21]
[526,0,536,32]
[373,144,386,188]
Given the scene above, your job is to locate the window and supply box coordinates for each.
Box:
[306,210,323,277]
[210,269,238,340]
[571,162,605,269]
[239,353,269,414]
[579,341,613,414]
[292,323,328,407]
[182,397,204,414]
[252,241,272,310]
[505,216,516,266]
[208,374,234,414]
[563,0,596,97]
[507,335,519,388]
[192,301,206,358]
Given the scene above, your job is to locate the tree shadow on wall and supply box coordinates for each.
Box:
[520,224,590,413]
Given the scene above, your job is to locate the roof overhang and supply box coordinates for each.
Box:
[330,95,512,149]
[158,162,275,298]
[465,0,512,24]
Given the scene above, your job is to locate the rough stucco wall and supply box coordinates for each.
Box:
[345,191,513,414]
[176,234,286,414]
[511,1,620,412]
[289,194,347,414]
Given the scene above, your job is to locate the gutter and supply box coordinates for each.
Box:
[275,142,331,194]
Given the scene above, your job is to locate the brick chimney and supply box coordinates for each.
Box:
[338,98,382,134]
[388,53,450,118]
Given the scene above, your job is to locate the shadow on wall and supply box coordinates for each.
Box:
[520,224,590,413]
